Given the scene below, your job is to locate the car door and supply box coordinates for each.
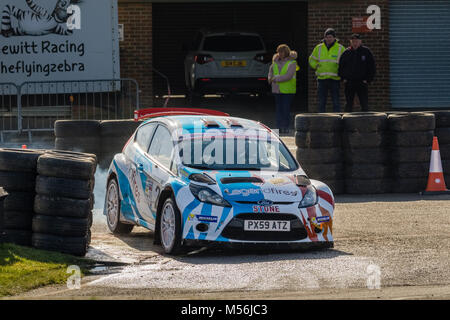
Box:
[144,124,176,224]
[126,122,157,225]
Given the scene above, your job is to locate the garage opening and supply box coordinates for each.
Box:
[152,1,308,116]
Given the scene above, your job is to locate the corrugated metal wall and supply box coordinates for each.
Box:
[152,2,307,108]
[390,0,450,108]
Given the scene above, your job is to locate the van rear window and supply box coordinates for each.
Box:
[202,35,264,52]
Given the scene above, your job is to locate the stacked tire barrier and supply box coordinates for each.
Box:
[387,112,435,193]
[100,120,140,168]
[342,112,390,194]
[54,119,139,170]
[294,114,344,194]
[55,120,101,155]
[32,150,97,256]
[429,111,450,186]
[0,148,44,246]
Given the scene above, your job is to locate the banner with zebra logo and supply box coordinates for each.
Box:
[0,0,120,86]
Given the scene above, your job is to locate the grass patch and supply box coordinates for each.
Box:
[0,243,95,297]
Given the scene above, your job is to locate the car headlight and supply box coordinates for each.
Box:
[298,184,317,208]
[189,184,231,207]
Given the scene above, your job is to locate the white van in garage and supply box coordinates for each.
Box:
[184,31,271,97]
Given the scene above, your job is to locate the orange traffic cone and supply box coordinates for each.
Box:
[422,136,450,195]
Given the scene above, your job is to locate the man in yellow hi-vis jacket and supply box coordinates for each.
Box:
[309,28,345,112]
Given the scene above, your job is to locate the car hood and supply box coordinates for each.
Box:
[180,167,308,203]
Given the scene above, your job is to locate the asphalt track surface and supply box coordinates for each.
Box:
[7,136,450,300]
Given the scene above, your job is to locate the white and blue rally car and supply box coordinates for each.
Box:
[104,108,335,254]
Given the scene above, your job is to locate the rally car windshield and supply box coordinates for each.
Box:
[177,135,298,171]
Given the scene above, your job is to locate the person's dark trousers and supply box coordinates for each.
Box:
[317,79,341,113]
[344,80,369,112]
[274,93,294,133]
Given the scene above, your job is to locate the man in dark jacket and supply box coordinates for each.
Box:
[338,34,376,112]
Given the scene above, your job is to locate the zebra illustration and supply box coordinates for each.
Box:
[1,0,81,37]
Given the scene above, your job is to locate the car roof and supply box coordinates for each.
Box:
[144,115,270,134]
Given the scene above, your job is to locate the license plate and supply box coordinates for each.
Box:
[244,220,290,232]
[221,60,247,67]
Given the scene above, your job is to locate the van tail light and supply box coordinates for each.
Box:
[195,54,214,65]
[254,53,272,64]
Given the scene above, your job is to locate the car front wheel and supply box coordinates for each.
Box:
[160,197,183,254]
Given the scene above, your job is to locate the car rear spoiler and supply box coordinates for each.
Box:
[134,108,230,121]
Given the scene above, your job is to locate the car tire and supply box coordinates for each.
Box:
[296,147,343,164]
[34,194,92,218]
[3,192,34,212]
[343,131,386,149]
[319,179,345,195]
[31,233,89,256]
[159,197,183,255]
[295,131,342,148]
[343,148,388,164]
[427,110,450,128]
[3,211,33,230]
[345,178,392,194]
[440,144,450,159]
[46,149,97,163]
[392,162,430,178]
[105,178,134,234]
[345,164,389,179]
[37,154,96,180]
[390,147,432,163]
[388,112,435,132]
[391,178,427,193]
[435,128,450,145]
[35,175,93,199]
[4,229,32,246]
[0,148,44,172]
[0,171,36,192]
[389,130,434,147]
[54,137,101,155]
[54,120,101,138]
[301,163,344,180]
[342,112,388,132]
[295,114,342,132]
[32,215,89,237]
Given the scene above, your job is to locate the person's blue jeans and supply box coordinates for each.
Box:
[317,79,341,113]
[274,93,294,131]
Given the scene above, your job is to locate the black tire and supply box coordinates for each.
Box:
[37,154,96,180]
[318,179,344,195]
[295,131,342,148]
[4,192,34,212]
[54,120,101,138]
[100,120,139,137]
[391,177,427,193]
[427,110,450,128]
[105,178,134,234]
[294,114,342,132]
[31,233,89,256]
[390,147,432,163]
[343,131,386,149]
[101,137,130,155]
[388,112,435,132]
[54,137,101,155]
[0,148,44,172]
[296,147,343,164]
[159,197,183,255]
[3,211,33,230]
[344,148,388,164]
[435,128,450,145]
[301,163,344,179]
[440,144,450,159]
[46,149,97,163]
[0,171,36,192]
[443,160,450,174]
[345,164,389,179]
[32,215,89,237]
[35,175,93,199]
[342,112,388,132]
[392,162,430,178]
[390,130,434,147]
[34,194,92,218]
[4,229,32,246]
[345,179,392,194]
